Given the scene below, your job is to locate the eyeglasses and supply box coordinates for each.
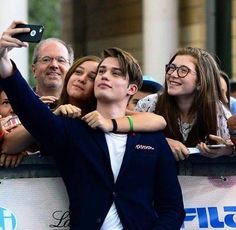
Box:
[37,56,70,65]
[165,63,196,78]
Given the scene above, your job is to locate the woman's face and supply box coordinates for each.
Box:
[166,55,198,98]
[67,60,99,102]
[0,91,14,117]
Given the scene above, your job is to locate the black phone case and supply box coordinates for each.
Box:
[13,24,44,43]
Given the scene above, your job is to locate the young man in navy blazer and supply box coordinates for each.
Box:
[0,21,185,230]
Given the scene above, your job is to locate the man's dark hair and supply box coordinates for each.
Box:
[100,47,143,89]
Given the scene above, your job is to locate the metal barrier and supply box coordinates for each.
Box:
[1,154,236,230]
[1,154,236,179]
[0,154,60,179]
[178,155,236,176]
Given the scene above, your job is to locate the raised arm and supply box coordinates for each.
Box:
[0,20,30,77]
[0,21,66,151]
[82,110,166,132]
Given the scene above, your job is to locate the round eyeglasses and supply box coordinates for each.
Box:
[165,63,196,78]
[37,56,70,65]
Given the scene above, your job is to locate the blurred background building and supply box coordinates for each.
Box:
[0,0,235,84]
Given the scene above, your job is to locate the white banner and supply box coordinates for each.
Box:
[0,177,69,230]
[179,175,236,229]
[1,176,236,230]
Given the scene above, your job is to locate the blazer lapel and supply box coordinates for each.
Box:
[88,128,114,188]
[116,133,142,184]
[90,129,110,161]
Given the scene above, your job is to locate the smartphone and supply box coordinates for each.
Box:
[13,24,44,43]
[187,147,201,154]
[207,144,226,149]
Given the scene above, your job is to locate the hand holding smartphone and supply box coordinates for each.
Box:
[13,24,44,43]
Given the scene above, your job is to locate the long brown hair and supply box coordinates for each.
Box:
[156,47,225,146]
[57,55,101,114]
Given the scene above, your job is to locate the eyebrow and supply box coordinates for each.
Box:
[77,66,85,70]
[99,65,122,70]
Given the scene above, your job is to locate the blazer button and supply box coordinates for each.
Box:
[113,191,117,197]
[96,217,102,223]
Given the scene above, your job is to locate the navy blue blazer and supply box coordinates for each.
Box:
[1,66,185,230]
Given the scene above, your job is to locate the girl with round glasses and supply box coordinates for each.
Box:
[136,47,234,161]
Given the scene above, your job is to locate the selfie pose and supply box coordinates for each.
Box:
[0,21,185,230]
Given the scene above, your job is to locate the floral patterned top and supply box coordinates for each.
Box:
[135,93,232,141]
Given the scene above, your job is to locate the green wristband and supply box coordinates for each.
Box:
[127,116,134,132]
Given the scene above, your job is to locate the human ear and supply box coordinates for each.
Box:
[32,64,37,79]
[127,84,138,96]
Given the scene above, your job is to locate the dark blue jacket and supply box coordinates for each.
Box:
[1,67,185,230]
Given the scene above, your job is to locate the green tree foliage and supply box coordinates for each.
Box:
[28,0,61,86]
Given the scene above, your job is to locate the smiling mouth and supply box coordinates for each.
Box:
[98,83,111,88]
[169,81,181,86]
[47,71,61,76]
[73,85,84,91]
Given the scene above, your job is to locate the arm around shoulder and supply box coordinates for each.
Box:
[123,110,166,132]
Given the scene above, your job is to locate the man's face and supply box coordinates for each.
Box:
[94,57,135,103]
[32,41,70,95]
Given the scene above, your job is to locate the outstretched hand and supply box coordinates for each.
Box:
[0,20,29,77]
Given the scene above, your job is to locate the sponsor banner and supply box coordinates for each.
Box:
[179,175,236,229]
[1,176,236,229]
[0,177,69,230]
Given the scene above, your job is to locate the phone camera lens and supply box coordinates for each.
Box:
[30,30,36,37]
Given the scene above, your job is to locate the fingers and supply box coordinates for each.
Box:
[0,21,30,49]
[208,134,226,144]
[6,155,16,168]
[82,111,108,131]
[40,96,58,104]
[55,104,81,118]
[1,30,29,48]
[82,111,97,124]
[10,20,28,29]
[198,142,220,158]
[15,152,27,167]
[198,142,234,158]
[82,111,101,128]
[166,138,189,161]
[173,148,188,161]
[63,105,81,118]
[0,154,15,167]
[0,154,6,166]
[0,152,27,168]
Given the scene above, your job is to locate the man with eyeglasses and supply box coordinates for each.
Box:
[0,22,74,164]
[32,37,74,108]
